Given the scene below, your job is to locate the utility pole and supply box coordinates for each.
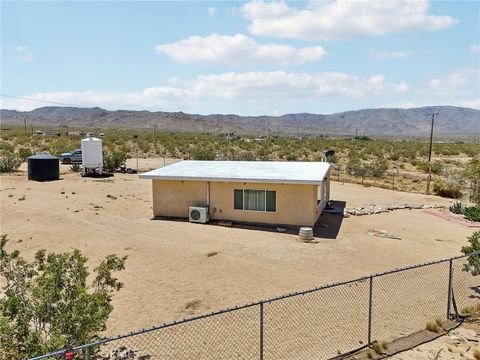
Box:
[426,112,439,194]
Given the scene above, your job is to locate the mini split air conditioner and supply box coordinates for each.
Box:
[189,206,209,224]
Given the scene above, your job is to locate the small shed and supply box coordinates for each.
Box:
[27,154,59,181]
[140,161,333,227]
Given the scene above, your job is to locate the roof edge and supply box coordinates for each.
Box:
[139,174,326,185]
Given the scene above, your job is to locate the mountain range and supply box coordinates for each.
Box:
[1,106,478,136]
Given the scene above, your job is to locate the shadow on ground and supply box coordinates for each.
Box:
[151,200,346,240]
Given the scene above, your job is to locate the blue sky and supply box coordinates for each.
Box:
[1,0,479,115]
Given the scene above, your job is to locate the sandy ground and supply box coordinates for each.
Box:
[391,323,480,360]
[1,158,478,358]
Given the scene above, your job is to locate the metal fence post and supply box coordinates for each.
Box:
[260,301,264,360]
[367,275,373,347]
[447,259,453,319]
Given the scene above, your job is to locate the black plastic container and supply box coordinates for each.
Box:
[27,154,60,181]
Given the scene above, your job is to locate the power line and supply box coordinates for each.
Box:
[0,94,75,107]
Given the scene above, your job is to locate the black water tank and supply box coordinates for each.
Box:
[27,154,60,181]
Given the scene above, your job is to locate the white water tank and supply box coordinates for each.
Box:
[81,137,103,169]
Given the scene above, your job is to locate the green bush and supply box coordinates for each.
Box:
[433,180,463,199]
[103,150,127,172]
[0,234,127,359]
[461,231,480,275]
[0,151,21,173]
[190,147,216,160]
[369,159,389,177]
[464,206,480,222]
[18,147,33,161]
[417,161,443,175]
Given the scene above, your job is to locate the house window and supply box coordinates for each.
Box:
[234,189,276,212]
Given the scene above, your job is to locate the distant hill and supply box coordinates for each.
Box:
[1,106,478,136]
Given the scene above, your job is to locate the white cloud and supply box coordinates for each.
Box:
[155,34,327,66]
[421,68,479,96]
[241,0,458,40]
[208,6,218,15]
[0,88,197,112]
[384,99,480,110]
[453,99,480,109]
[14,45,34,62]
[470,44,480,53]
[369,48,413,59]
[1,71,409,112]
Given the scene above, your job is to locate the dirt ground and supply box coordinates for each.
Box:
[0,158,476,340]
[389,322,480,360]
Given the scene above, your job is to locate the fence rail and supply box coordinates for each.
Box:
[28,252,480,360]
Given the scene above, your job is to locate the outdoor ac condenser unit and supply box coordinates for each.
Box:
[189,206,209,224]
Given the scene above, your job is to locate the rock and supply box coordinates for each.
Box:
[343,203,443,216]
[449,335,461,344]
[464,329,478,342]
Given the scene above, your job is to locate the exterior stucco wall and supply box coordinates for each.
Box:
[152,179,328,226]
[152,180,208,218]
[209,182,318,226]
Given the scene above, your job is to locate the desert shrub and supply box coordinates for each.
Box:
[0,234,127,359]
[285,153,299,161]
[0,141,14,152]
[0,151,21,173]
[346,157,367,176]
[465,158,480,204]
[70,163,82,173]
[449,201,464,214]
[425,320,441,332]
[325,153,337,163]
[433,180,462,199]
[389,152,400,161]
[464,206,480,222]
[190,147,216,160]
[17,147,33,161]
[103,150,127,172]
[461,231,480,275]
[417,161,443,174]
[369,159,389,177]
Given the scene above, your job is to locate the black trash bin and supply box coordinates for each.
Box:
[27,154,60,181]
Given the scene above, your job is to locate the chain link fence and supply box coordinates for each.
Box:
[28,252,480,360]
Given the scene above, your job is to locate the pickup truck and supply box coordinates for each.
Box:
[58,149,82,164]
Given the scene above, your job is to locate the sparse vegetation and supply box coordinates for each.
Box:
[0,150,21,173]
[460,303,480,314]
[0,234,127,359]
[371,341,383,354]
[426,319,442,332]
[1,125,479,197]
[433,180,463,199]
[70,163,81,173]
[103,150,127,172]
[464,205,480,222]
[461,231,480,275]
[449,201,464,214]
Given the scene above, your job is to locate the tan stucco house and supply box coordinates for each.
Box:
[140,161,332,227]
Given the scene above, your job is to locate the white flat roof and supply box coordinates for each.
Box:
[139,161,332,185]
